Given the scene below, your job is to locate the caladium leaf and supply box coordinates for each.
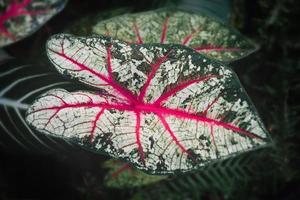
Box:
[0,0,67,47]
[26,34,270,174]
[0,59,74,152]
[92,8,258,62]
[104,159,167,188]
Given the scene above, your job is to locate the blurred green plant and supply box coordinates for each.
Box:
[103,160,167,188]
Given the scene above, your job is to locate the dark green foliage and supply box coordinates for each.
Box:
[103,160,167,188]
[133,151,269,199]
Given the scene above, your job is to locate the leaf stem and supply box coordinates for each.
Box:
[0,98,29,110]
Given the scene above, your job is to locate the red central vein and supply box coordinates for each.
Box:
[154,75,218,105]
[35,101,265,141]
[49,49,138,104]
[133,22,143,44]
[135,111,145,165]
[157,113,194,159]
[194,46,240,52]
[90,108,105,142]
[138,52,170,102]
[160,16,169,44]
[137,105,265,140]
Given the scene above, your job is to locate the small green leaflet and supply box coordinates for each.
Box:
[0,0,67,47]
[92,8,258,62]
[104,159,167,188]
[26,34,270,174]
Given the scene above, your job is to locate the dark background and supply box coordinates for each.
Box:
[0,0,300,199]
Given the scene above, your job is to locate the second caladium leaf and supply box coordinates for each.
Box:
[26,34,269,174]
[92,8,258,62]
[0,0,67,47]
[103,160,167,188]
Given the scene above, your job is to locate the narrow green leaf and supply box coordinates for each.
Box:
[0,59,74,152]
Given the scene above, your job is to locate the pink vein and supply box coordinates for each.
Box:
[32,102,126,113]
[34,96,266,142]
[133,22,143,44]
[181,29,201,45]
[138,105,265,140]
[90,108,105,142]
[32,99,265,141]
[202,96,220,116]
[160,16,169,43]
[106,45,113,80]
[157,113,195,160]
[45,109,61,127]
[138,52,170,102]
[48,94,68,105]
[49,48,138,104]
[154,75,218,105]
[0,0,48,40]
[111,163,131,177]
[135,111,145,165]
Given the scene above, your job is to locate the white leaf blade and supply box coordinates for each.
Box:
[27,34,270,174]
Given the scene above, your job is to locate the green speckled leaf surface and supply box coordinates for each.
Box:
[0,0,67,47]
[92,8,258,62]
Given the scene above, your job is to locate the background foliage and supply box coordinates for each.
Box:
[0,0,299,199]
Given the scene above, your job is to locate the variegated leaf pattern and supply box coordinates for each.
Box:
[26,34,269,174]
[104,159,167,188]
[92,8,258,62]
[0,0,67,47]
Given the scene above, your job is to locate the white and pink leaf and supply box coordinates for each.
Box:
[26,34,270,174]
